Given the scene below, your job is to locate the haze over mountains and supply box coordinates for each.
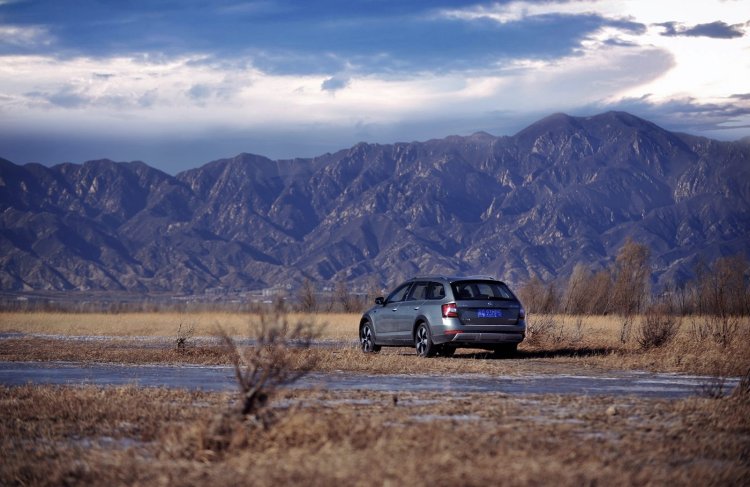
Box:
[1,111,748,295]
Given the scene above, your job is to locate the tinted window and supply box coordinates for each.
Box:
[452,281,515,300]
[407,281,429,301]
[426,282,445,300]
[386,283,412,303]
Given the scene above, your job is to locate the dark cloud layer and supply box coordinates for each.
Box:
[658,20,745,38]
[0,1,649,75]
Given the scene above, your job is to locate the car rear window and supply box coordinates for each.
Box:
[451,280,515,300]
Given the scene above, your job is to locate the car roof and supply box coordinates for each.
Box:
[408,275,501,283]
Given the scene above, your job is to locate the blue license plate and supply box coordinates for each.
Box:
[477,309,503,318]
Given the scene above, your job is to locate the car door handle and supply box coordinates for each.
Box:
[413,306,420,310]
[391,308,398,312]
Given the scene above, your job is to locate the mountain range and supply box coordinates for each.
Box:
[1,111,749,295]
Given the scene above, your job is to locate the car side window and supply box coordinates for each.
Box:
[426,282,445,300]
[385,283,412,304]
[406,281,429,301]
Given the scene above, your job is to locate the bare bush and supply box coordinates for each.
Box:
[175,320,195,351]
[690,315,740,348]
[697,361,735,399]
[525,315,566,346]
[636,306,681,349]
[219,313,320,423]
[698,375,730,399]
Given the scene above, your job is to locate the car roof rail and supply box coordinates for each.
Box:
[408,274,499,281]
[409,275,447,281]
[457,275,498,281]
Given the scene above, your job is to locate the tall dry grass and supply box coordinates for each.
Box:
[0,311,358,339]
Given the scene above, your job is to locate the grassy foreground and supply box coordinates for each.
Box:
[2,385,749,486]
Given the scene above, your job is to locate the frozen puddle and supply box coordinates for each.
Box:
[0,361,739,399]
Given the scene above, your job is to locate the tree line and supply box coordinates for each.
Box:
[516,239,750,316]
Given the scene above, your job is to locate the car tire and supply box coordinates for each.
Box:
[360,321,381,353]
[414,323,437,357]
[492,343,518,357]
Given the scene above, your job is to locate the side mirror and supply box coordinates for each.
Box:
[375,296,385,305]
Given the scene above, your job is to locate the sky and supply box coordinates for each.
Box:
[0,0,749,174]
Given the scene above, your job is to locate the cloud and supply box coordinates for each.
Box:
[187,84,212,100]
[437,1,644,31]
[25,86,89,108]
[657,20,745,38]
[600,93,750,137]
[0,0,748,170]
[0,25,54,50]
[321,76,350,93]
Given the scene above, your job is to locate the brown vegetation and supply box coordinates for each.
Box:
[636,303,681,350]
[2,312,749,376]
[518,243,749,318]
[219,313,319,419]
[1,384,748,486]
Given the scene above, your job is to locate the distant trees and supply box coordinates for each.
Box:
[611,239,651,315]
[293,278,371,313]
[519,239,749,317]
[517,276,559,314]
[297,279,318,313]
[693,254,749,316]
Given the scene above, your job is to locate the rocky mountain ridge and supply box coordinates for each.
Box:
[1,111,748,294]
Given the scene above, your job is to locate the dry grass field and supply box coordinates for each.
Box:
[1,384,749,486]
[0,311,357,339]
[1,311,749,376]
[2,311,750,486]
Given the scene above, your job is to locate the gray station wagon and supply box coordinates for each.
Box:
[360,276,526,357]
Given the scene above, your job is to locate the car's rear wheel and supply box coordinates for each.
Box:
[360,321,380,353]
[414,323,437,357]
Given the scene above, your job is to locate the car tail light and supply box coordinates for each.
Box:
[442,303,458,318]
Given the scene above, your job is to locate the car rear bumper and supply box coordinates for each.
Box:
[444,331,524,345]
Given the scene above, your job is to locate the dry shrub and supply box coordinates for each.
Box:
[636,306,681,350]
[219,312,320,421]
[525,315,566,346]
[695,359,741,399]
[175,320,196,350]
[172,313,322,461]
[689,314,740,348]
